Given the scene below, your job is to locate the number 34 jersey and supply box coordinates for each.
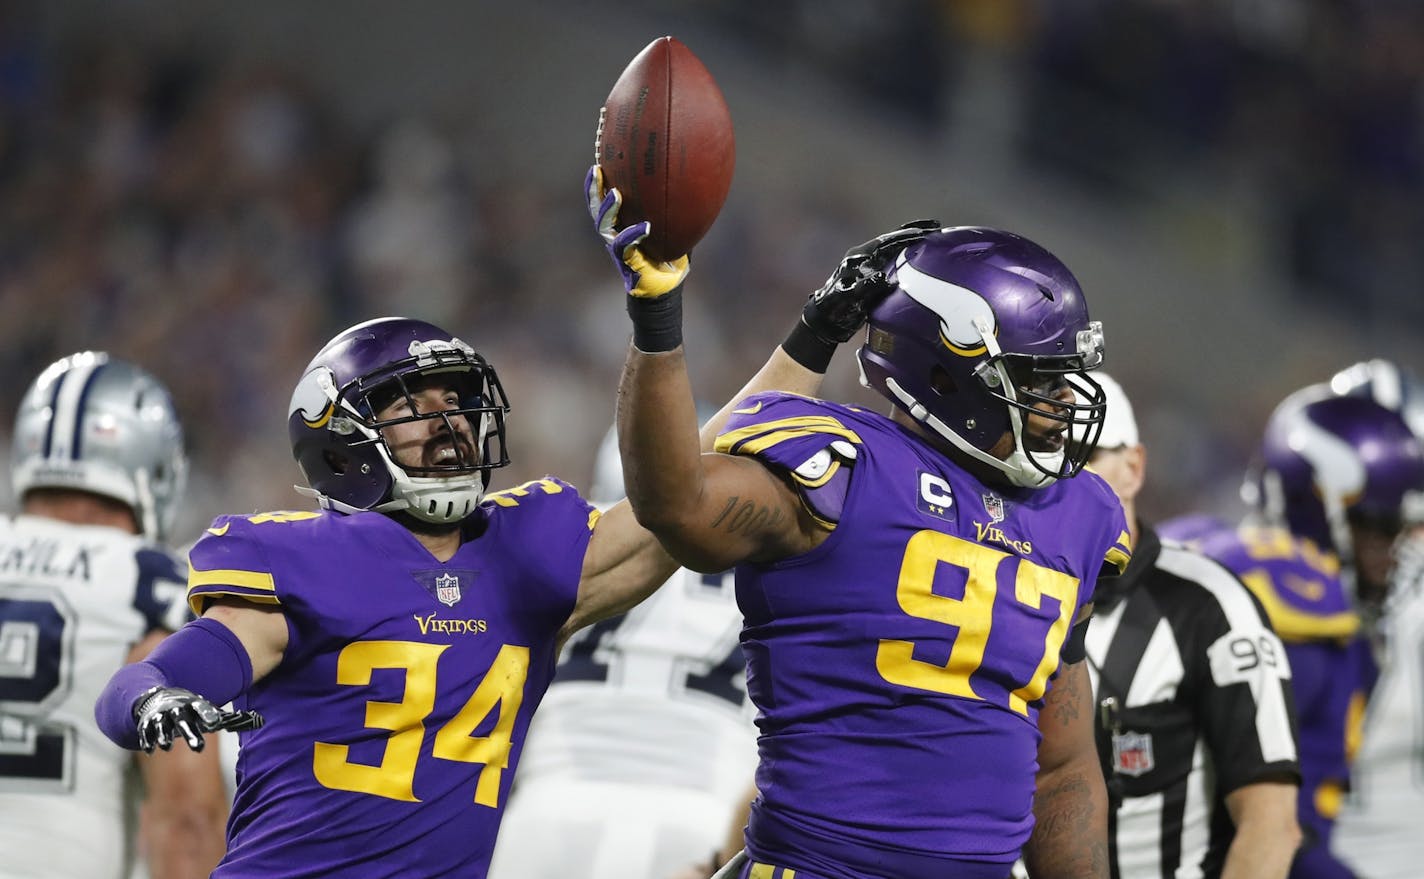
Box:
[716,393,1131,874]
[0,513,187,879]
[184,479,595,879]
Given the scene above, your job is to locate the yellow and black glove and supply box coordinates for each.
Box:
[585,165,689,297]
[585,165,689,352]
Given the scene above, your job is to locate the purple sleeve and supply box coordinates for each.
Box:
[93,617,255,750]
[94,662,164,749]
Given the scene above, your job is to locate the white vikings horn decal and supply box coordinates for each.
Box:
[894,254,996,357]
[292,367,338,429]
[1285,406,1366,501]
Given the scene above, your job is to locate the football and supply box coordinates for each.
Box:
[594,36,735,263]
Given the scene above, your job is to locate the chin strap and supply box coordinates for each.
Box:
[293,472,486,524]
[883,377,1057,489]
[293,485,372,516]
[134,468,161,541]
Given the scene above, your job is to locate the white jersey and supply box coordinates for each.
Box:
[0,514,187,879]
[1336,531,1424,874]
[490,566,758,879]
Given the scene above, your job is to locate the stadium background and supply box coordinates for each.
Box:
[0,0,1418,541]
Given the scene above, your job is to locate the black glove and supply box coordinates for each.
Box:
[134,686,265,754]
[801,219,941,344]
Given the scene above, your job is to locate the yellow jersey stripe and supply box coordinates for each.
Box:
[1105,545,1132,574]
[188,565,276,593]
[716,419,863,459]
[1239,571,1360,641]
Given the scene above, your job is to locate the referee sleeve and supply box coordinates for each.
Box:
[1174,551,1302,792]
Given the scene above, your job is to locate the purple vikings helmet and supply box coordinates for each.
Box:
[1330,358,1424,440]
[288,317,510,523]
[856,226,1106,488]
[1245,394,1424,563]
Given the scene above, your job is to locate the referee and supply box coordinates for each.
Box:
[1081,374,1302,879]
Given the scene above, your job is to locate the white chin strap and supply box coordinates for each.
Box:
[884,377,1058,488]
[381,470,486,523]
[878,316,1064,488]
[133,467,161,542]
[373,412,490,523]
[296,467,486,523]
[299,407,490,524]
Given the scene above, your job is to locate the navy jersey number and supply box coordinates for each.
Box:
[0,595,76,790]
[559,570,745,708]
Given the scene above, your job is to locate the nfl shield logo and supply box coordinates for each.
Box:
[1112,731,1155,777]
[982,493,1006,524]
[434,573,462,607]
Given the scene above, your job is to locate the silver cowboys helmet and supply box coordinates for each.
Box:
[11,352,188,541]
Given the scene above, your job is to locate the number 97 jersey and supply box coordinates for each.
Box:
[0,513,187,879]
[716,393,1130,876]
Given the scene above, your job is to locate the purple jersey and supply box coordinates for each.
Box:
[185,478,593,878]
[716,393,1131,876]
[1188,524,1369,850]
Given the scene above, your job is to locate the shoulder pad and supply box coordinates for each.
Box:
[184,511,323,615]
[716,394,865,529]
[717,393,863,467]
[1203,526,1357,642]
[1061,469,1133,576]
[483,476,586,510]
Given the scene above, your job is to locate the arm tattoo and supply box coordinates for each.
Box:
[1029,768,1110,879]
[1046,662,1086,728]
[709,497,785,535]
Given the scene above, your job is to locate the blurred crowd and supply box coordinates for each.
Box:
[1018,0,1424,327]
[0,0,1420,541]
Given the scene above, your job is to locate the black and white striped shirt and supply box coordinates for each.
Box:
[1085,527,1301,879]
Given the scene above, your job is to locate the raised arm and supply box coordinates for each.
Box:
[570,167,938,618]
[613,205,938,571]
[617,342,810,572]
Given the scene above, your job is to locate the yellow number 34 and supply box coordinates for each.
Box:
[312,641,529,807]
[876,531,1080,715]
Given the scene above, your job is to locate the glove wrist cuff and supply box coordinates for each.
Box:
[132,685,170,722]
[781,319,838,374]
[627,287,684,353]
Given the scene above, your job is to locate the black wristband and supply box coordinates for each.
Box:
[627,287,684,353]
[781,319,837,373]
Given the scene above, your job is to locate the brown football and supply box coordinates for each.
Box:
[594,36,735,263]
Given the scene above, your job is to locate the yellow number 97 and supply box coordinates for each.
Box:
[875,531,1079,715]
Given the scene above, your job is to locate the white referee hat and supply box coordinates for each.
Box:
[1092,372,1140,449]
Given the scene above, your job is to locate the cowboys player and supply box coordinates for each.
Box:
[1,352,228,878]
